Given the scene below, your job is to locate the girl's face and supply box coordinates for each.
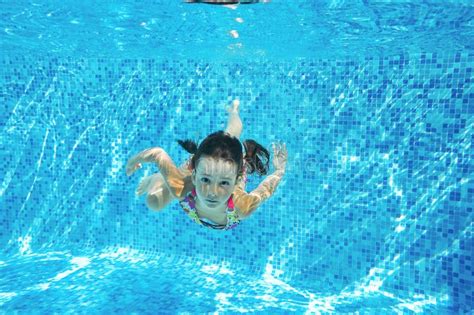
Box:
[192,156,238,210]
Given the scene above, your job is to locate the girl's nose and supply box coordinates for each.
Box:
[209,184,219,196]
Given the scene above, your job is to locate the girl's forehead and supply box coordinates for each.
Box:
[196,157,237,177]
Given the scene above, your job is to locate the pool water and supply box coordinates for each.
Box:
[1,1,473,313]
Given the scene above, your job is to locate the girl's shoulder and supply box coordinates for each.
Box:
[177,177,194,200]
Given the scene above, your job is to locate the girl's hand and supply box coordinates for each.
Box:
[126,156,142,176]
[272,141,287,173]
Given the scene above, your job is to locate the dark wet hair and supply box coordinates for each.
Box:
[177,131,269,178]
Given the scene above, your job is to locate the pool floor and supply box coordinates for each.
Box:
[0,249,454,314]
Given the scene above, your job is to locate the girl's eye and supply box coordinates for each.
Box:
[200,178,210,183]
[221,181,230,186]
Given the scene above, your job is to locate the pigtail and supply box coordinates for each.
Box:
[242,139,270,176]
[177,139,198,154]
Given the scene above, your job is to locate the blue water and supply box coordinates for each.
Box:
[1,1,473,314]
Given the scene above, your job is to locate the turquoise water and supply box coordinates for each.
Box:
[1,1,473,313]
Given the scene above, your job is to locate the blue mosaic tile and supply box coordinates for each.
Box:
[0,52,473,312]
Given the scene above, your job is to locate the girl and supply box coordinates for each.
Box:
[125,100,287,230]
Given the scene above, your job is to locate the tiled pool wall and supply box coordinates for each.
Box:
[1,52,472,310]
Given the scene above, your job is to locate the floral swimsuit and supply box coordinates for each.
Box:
[179,188,241,230]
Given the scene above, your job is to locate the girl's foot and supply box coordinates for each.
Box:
[227,99,240,113]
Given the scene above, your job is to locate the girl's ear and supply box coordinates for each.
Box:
[235,175,242,185]
[191,169,197,185]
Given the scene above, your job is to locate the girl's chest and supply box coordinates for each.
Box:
[196,207,228,225]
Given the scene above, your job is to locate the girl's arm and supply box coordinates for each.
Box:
[234,169,285,218]
[126,148,188,199]
[234,142,287,218]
